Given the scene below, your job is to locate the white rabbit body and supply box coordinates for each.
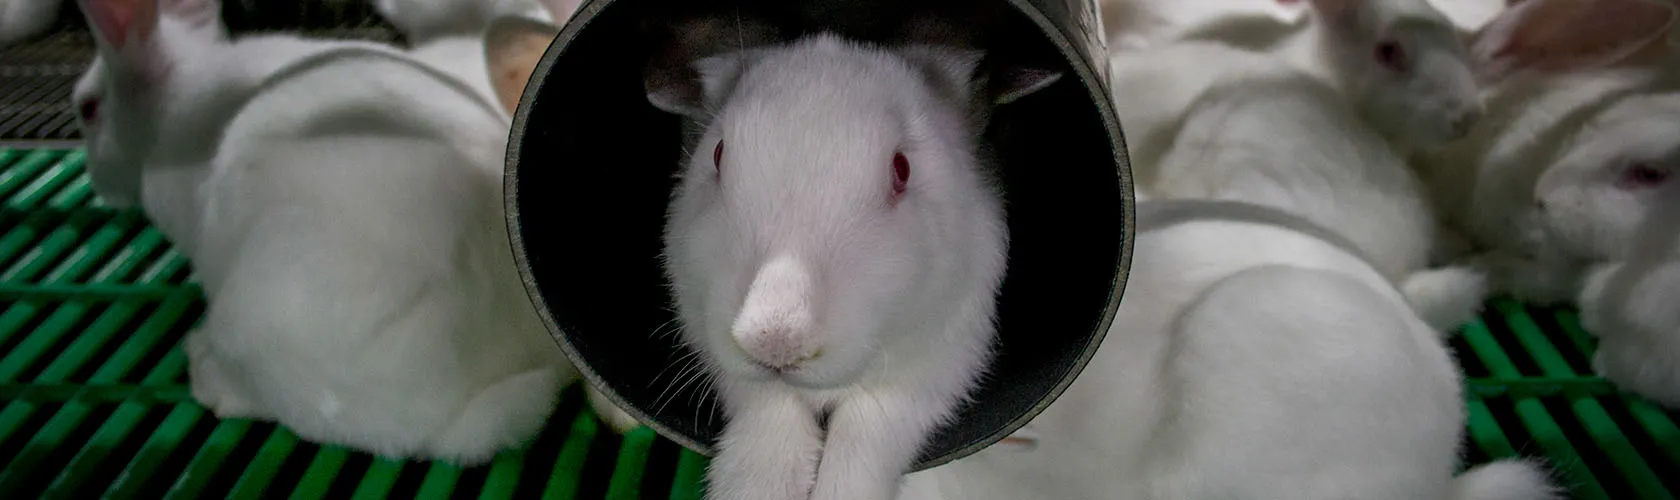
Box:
[0,0,63,46]
[1109,0,1482,185]
[1577,257,1680,408]
[1523,94,1680,407]
[1413,0,1680,303]
[71,0,577,464]
[898,200,1558,500]
[1114,37,1487,331]
[644,33,1059,500]
[375,0,580,44]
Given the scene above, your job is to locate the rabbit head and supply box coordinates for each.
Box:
[645,34,1057,390]
[70,0,224,207]
[1307,0,1485,150]
[1532,93,1680,261]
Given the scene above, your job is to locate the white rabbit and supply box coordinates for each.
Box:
[1414,0,1680,304]
[375,0,580,46]
[1524,93,1680,407]
[397,0,577,120]
[898,199,1559,500]
[1097,0,1305,51]
[1111,0,1489,331]
[1111,0,1483,195]
[644,33,1060,500]
[1,0,62,46]
[71,0,582,465]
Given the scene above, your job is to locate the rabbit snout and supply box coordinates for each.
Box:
[731,254,824,371]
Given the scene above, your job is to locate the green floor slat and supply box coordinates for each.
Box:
[605,427,658,500]
[1462,319,1612,499]
[669,449,707,500]
[545,411,603,500]
[227,427,303,498]
[415,462,463,499]
[161,418,254,500]
[350,459,406,499]
[7,151,84,210]
[1495,301,1671,499]
[0,145,1673,499]
[478,450,528,500]
[289,446,352,500]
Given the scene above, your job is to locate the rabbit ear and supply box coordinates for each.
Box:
[79,0,160,53]
[896,44,984,102]
[535,0,583,24]
[484,17,559,115]
[1469,0,1677,84]
[646,48,761,117]
[991,67,1063,105]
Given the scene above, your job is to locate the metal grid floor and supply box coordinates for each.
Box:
[0,0,404,144]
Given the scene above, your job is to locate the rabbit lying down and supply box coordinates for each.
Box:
[69,0,602,464]
[1398,0,1680,407]
[898,199,1559,500]
[1415,0,1680,305]
[1528,95,1680,408]
[1110,0,1490,333]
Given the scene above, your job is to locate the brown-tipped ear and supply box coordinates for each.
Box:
[535,0,584,25]
[1469,0,1677,84]
[484,16,559,115]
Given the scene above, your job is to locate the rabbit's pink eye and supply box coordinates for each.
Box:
[1619,164,1670,189]
[712,140,724,172]
[891,152,910,198]
[78,99,100,123]
[1374,41,1409,72]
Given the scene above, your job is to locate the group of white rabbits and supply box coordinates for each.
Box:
[894,0,1680,499]
[61,0,642,467]
[16,0,1680,497]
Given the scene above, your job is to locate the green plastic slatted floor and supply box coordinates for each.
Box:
[0,147,1674,499]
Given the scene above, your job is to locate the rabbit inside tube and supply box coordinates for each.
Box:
[643,26,1060,500]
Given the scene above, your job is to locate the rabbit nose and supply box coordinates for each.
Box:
[739,327,822,370]
[1449,107,1482,138]
[732,254,822,371]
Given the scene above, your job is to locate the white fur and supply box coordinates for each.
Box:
[1108,0,1482,173]
[898,205,1558,500]
[1413,0,1680,304]
[1112,39,1484,331]
[1577,260,1680,408]
[0,0,62,46]
[375,0,578,45]
[648,35,1026,500]
[1095,0,1500,50]
[1525,95,1680,408]
[70,0,579,464]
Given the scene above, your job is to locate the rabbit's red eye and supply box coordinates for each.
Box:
[891,152,909,198]
[712,140,724,172]
[1618,164,1670,189]
[78,99,99,123]
[1374,41,1409,72]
